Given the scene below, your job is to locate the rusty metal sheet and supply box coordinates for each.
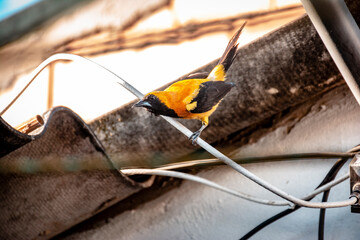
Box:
[0,107,153,240]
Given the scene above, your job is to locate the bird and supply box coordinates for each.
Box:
[134,22,246,145]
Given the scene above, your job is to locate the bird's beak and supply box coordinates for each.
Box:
[133,100,152,108]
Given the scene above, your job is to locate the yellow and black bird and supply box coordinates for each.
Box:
[134,22,246,144]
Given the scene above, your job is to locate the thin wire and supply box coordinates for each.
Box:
[156,152,355,171]
[3,53,357,209]
[302,173,349,200]
[319,190,329,240]
[121,168,291,207]
[159,117,357,208]
[0,53,143,116]
[240,155,353,240]
[1,55,59,115]
[123,168,352,209]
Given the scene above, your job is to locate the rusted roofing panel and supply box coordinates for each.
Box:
[0,107,153,239]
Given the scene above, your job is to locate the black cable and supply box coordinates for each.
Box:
[239,207,299,240]
[317,155,349,240]
[316,145,360,240]
[239,157,349,240]
[318,190,330,240]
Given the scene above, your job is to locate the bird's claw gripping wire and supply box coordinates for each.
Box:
[189,131,201,145]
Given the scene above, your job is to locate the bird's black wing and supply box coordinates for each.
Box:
[189,81,235,113]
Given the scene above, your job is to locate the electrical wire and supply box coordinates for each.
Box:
[239,149,357,240]
[0,151,353,174]
[302,172,349,200]
[240,181,343,240]
[156,152,355,171]
[0,53,143,116]
[122,168,352,209]
[318,190,330,240]
[317,155,354,240]
[2,53,358,210]
[241,145,360,240]
[121,168,291,207]
[159,116,359,208]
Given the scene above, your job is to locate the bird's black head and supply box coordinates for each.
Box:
[134,94,158,115]
[134,94,179,118]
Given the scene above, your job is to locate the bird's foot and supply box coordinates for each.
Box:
[189,131,201,145]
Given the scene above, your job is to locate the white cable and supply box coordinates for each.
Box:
[302,172,350,200]
[121,168,292,207]
[4,53,357,209]
[0,53,143,116]
[123,169,354,209]
[161,117,358,208]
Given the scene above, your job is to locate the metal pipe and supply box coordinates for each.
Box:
[301,0,360,105]
[15,115,44,134]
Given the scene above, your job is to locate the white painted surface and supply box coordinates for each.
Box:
[64,87,360,239]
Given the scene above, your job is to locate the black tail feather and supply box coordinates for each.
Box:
[218,22,246,72]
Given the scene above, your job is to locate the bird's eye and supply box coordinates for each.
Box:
[148,95,156,101]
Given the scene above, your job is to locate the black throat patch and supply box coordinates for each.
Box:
[143,94,179,118]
